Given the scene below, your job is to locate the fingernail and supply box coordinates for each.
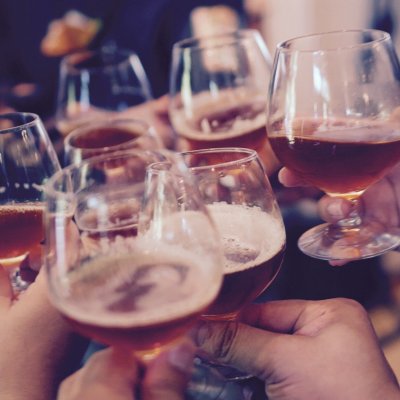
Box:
[326,200,343,219]
[167,342,195,372]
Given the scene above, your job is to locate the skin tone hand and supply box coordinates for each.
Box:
[58,339,196,400]
[194,299,400,400]
[279,165,400,230]
[279,165,400,265]
[0,267,88,400]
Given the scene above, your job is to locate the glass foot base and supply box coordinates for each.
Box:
[298,220,400,262]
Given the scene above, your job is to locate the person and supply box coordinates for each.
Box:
[1,256,399,399]
[58,298,400,399]
[0,266,87,400]
[57,163,400,400]
[194,298,400,400]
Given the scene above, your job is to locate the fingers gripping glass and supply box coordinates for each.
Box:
[267,29,400,261]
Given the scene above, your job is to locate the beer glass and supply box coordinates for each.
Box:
[181,147,286,320]
[64,118,162,165]
[56,47,152,137]
[0,112,61,292]
[169,30,278,174]
[178,147,285,380]
[44,150,223,361]
[267,29,400,261]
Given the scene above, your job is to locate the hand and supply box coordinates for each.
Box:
[120,95,175,149]
[279,165,400,229]
[279,165,400,265]
[194,299,400,400]
[0,267,87,400]
[58,339,196,400]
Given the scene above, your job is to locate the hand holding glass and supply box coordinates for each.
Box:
[267,29,400,261]
[44,150,222,361]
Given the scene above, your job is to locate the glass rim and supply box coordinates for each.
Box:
[173,28,262,51]
[61,47,142,73]
[180,147,258,171]
[44,149,166,199]
[0,112,41,133]
[64,118,153,151]
[277,29,391,53]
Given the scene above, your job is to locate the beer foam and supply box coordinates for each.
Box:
[54,240,221,328]
[171,90,266,141]
[207,202,285,273]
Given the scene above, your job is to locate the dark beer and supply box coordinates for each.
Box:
[71,127,141,149]
[0,204,44,267]
[56,250,220,355]
[269,120,400,196]
[65,123,157,165]
[203,203,285,320]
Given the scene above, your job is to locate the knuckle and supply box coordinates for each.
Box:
[211,322,239,361]
[321,298,367,320]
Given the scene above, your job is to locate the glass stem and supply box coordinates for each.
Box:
[336,198,362,229]
[328,198,363,240]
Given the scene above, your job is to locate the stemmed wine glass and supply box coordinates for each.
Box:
[169,30,278,174]
[43,150,223,361]
[56,46,152,137]
[0,112,61,292]
[64,118,162,165]
[179,147,286,378]
[267,29,400,261]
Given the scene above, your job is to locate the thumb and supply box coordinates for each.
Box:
[193,320,298,381]
[142,338,196,400]
[58,347,138,400]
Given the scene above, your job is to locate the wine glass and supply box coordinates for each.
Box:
[180,147,286,378]
[0,112,61,292]
[64,118,163,165]
[43,150,223,362]
[267,29,400,262]
[169,29,278,174]
[55,46,152,138]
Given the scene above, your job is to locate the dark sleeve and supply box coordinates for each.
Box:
[0,4,17,88]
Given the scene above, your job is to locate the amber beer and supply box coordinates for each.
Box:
[269,120,400,196]
[64,120,159,165]
[0,204,44,267]
[57,249,220,354]
[71,126,142,149]
[203,203,285,320]
[171,99,277,170]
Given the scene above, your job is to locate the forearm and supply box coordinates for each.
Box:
[0,301,88,400]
